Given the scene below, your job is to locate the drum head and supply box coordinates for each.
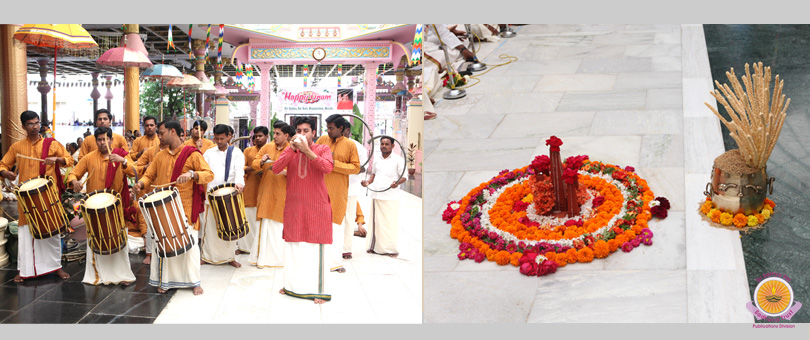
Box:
[19,177,48,191]
[85,192,116,208]
[211,187,237,196]
[144,189,174,203]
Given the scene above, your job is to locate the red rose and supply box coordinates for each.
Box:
[546,136,563,152]
[624,166,635,172]
[651,205,668,219]
[520,262,538,276]
[562,168,578,184]
[612,171,627,181]
[531,155,551,175]
[540,260,558,275]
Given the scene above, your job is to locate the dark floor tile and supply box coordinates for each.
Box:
[38,281,117,304]
[0,284,58,311]
[89,290,173,318]
[1,300,94,323]
[66,270,87,282]
[0,310,14,323]
[78,313,155,324]
[120,275,165,294]
[60,260,86,277]
[0,269,18,285]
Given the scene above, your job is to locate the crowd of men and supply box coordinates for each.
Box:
[2,109,407,304]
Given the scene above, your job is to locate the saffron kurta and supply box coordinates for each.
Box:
[79,133,128,161]
[243,146,261,208]
[130,134,159,161]
[315,135,360,224]
[183,137,215,153]
[66,150,136,193]
[0,137,74,226]
[139,145,214,230]
[0,137,73,279]
[273,143,333,244]
[253,141,289,223]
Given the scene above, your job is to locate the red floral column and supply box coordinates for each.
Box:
[563,168,579,217]
[547,136,566,211]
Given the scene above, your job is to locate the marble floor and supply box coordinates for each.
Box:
[424,24,753,323]
[0,192,422,324]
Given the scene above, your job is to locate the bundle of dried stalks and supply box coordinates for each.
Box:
[705,62,789,169]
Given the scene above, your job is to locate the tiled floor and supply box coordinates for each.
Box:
[423,24,751,323]
[0,191,422,324]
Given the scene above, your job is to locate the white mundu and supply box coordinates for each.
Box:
[201,146,245,264]
[367,152,406,256]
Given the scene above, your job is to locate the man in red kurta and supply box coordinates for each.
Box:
[274,116,334,304]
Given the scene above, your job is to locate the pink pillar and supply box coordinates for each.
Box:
[259,64,271,127]
[90,72,100,115]
[104,75,114,113]
[36,59,50,119]
[249,100,259,126]
[364,62,378,141]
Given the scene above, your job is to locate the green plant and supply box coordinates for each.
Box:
[139,82,197,121]
[61,190,86,222]
[350,104,364,143]
[406,143,417,168]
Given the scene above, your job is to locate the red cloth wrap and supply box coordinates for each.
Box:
[171,146,204,224]
[40,138,65,194]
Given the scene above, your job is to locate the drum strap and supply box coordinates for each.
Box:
[173,146,205,224]
[109,148,137,223]
[224,145,234,181]
[40,138,65,194]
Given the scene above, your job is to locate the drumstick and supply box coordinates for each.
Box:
[153,181,178,188]
[16,154,45,163]
[80,169,95,187]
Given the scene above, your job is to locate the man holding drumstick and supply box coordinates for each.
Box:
[78,109,128,162]
[200,124,245,268]
[67,126,137,285]
[0,111,73,282]
[136,120,213,295]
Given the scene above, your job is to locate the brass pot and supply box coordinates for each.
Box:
[704,166,775,215]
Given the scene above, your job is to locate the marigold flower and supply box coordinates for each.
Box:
[732,213,747,228]
[576,247,594,263]
[762,209,771,220]
[565,248,578,264]
[747,215,759,227]
[700,200,713,215]
[754,213,765,224]
[764,198,775,208]
[495,250,511,265]
[607,239,620,252]
[709,209,722,223]
[719,212,733,226]
[593,240,610,258]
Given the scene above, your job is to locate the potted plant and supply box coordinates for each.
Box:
[407,143,417,175]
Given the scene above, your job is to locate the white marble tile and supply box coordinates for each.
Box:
[154,279,233,323]
[592,32,656,45]
[646,88,683,109]
[680,24,713,79]
[634,167,686,211]
[528,270,687,323]
[577,57,653,74]
[685,174,748,271]
[424,271,539,323]
[683,117,726,175]
[655,31,682,45]
[424,213,463,257]
[683,77,718,118]
[428,137,541,172]
[517,46,563,61]
[447,170,503,199]
[528,35,595,47]
[625,44,682,58]
[489,111,596,139]
[614,71,682,90]
[423,139,440,160]
[533,74,616,92]
[652,56,682,71]
[556,90,647,111]
[536,135,643,170]
[501,60,583,76]
[625,24,681,32]
[589,110,682,136]
[687,270,755,323]
[424,113,504,140]
[602,212,686,270]
[556,45,627,59]
[467,92,565,114]
[640,134,685,168]
[423,171,464,216]
[432,94,484,116]
[424,254,460,273]
[462,75,542,95]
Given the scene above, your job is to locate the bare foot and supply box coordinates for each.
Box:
[201,260,206,265]
[120,281,132,286]
[13,273,22,283]
[56,269,70,280]
[192,286,204,295]
[388,254,399,258]
[235,249,242,255]
[228,260,241,268]
[279,289,286,295]
[314,298,327,304]
[333,267,346,273]
[143,254,151,265]
[158,288,168,294]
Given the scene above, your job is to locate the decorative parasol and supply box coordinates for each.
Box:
[141,63,183,117]
[96,46,152,68]
[166,74,202,119]
[14,24,98,134]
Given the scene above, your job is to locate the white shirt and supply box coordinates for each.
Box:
[425,24,463,50]
[369,152,406,201]
[348,139,368,197]
[203,145,245,191]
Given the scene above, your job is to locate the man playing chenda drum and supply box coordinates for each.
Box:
[67,126,137,286]
[200,124,245,268]
[78,109,128,162]
[136,120,213,295]
[0,111,73,282]
[134,129,170,265]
